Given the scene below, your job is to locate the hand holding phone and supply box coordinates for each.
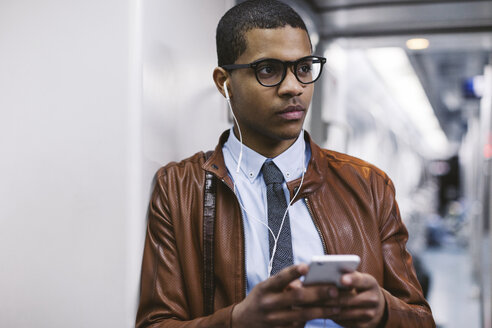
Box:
[303,254,361,287]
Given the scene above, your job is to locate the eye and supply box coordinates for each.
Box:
[259,66,273,74]
[298,62,313,75]
[256,63,279,76]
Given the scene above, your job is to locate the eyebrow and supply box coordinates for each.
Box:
[248,55,315,64]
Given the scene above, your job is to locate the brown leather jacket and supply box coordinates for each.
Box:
[136,131,435,328]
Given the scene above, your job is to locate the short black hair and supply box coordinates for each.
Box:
[216,0,310,67]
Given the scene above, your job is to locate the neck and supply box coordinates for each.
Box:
[232,127,300,158]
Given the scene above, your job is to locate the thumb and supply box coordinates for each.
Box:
[264,264,308,292]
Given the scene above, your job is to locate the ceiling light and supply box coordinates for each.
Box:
[366,47,449,158]
[406,38,429,50]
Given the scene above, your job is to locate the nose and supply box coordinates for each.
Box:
[277,68,304,97]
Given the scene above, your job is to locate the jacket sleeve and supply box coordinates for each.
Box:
[135,168,235,328]
[378,178,436,328]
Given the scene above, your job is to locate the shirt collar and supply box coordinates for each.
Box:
[271,131,306,182]
[223,128,266,182]
[223,127,306,183]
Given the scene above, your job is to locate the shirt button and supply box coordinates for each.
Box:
[249,172,254,178]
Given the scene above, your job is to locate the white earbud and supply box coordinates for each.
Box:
[223,81,230,101]
[223,80,242,173]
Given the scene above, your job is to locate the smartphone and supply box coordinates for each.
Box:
[303,254,361,287]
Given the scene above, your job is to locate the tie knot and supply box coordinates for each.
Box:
[261,161,284,185]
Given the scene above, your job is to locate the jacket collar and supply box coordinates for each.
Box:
[202,130,324,200]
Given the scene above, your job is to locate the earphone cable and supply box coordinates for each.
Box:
[224,81,306,278]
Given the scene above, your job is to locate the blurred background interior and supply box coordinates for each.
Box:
[1,0,491,327]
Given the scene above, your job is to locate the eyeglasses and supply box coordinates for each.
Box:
[221,55,327,87]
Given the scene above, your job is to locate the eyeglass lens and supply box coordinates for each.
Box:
[255,57,322,86]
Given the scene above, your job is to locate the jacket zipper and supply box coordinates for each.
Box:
[304,197,328,254]
[221,178,248,299]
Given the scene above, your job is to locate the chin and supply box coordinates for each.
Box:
[276,129,303,141]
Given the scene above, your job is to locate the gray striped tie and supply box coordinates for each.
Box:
[261,161,294,275]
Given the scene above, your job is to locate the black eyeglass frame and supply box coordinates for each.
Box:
[221,55,327,87]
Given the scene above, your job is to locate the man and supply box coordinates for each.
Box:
[136,1,435,327]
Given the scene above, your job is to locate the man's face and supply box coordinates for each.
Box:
[228,26,314,155]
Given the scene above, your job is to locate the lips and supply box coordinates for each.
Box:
[277,105,305,120]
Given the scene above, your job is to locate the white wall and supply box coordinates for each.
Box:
[0,0,231,327]
[141,0,232,190]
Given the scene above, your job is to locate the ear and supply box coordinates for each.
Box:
[213,67,232,99]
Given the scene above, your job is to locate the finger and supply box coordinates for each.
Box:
[312,298,342,308]
[257,285,328,310]
[273,322,305,328]
[291,284,339,305]
[275,283,340,309]
[260,308,306,326]
[332,319,358,328]
[266,306,341,325]
[293,305,342,321]
[337,289,382,309]
[286,279,303,290]
[277,321,306,328]
[332,306,379,324]
[340,271,377,292]
[263,264,308,292]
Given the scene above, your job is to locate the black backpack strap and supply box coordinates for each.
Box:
[203,151,216,315]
